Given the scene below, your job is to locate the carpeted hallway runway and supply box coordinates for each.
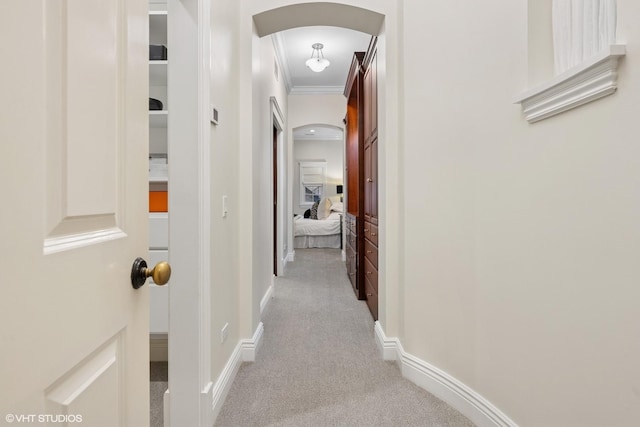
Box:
[150,361,167,427]
[214,248,474,427]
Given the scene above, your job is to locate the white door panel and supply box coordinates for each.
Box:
[45,335,123,426]
[0,0,149,425]
[44,0,125,249]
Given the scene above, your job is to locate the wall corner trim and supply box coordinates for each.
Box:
[374,321,401,361]
[261,285,274,315]
[241,322,264,362]
[514,44,626,123]
[374,322,519,427]
[211,322,265,423]
[283,252,295,269]
[200,381,214,427]
[286,251,295,263]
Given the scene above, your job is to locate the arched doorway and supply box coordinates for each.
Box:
[240,0,402,344]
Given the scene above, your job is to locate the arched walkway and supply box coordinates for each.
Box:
[253,2,384,36]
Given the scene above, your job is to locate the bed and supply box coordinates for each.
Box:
[294,200,343,249]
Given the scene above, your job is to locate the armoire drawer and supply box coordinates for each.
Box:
[348,232,357,248]
[364,276,378,320]
[364,239,378,268]
[363,256,378,292]
[369,223,378,246]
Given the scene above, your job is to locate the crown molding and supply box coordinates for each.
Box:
[290,85,344,95]
[515,45,626,123]
[271,33,293,93]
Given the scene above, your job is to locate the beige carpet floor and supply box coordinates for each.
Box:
[214,248,475,427]
[150,361,167,427]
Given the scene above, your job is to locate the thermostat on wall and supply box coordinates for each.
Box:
[210,105,219,125]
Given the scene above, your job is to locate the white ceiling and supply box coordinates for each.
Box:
[292,124,343,141]
[275,26,369,143]
[272,26,372,94]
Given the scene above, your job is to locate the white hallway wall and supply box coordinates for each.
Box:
[218,0,640,426]
[401,0,640,426]
[208,0,241,385]
[204,0,289,410]
[246,21,289,337]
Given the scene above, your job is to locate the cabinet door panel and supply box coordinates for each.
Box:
[364,66,372,139]
[364,141,372,220]
[371,50,378,139]
[371,137,378,223]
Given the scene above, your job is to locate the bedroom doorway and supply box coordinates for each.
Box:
[293,124,345,251]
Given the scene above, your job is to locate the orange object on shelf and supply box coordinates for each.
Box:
[149,191,168,212]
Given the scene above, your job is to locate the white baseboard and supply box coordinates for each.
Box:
[261,284,274,315]
[374,322,518,427]
[163,389,170,427]
[241,322,264,362]
[341,249,346,262]
[200,381,213,427]
[284,251,295,266]
[211,322,265,422]
[373,322,400,361]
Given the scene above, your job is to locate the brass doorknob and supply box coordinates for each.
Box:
[131,257,171,289]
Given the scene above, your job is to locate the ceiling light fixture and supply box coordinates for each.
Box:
[305,43,330,73]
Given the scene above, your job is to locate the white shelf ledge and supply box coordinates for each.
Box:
[149,176,168,183]
[515,45,626,123]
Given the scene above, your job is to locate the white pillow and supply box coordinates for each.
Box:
[330,201,344,213]
[317,198,332,220]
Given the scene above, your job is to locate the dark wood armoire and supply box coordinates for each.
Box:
[344,38,379,320]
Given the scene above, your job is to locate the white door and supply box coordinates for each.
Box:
[0,0,150,426]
